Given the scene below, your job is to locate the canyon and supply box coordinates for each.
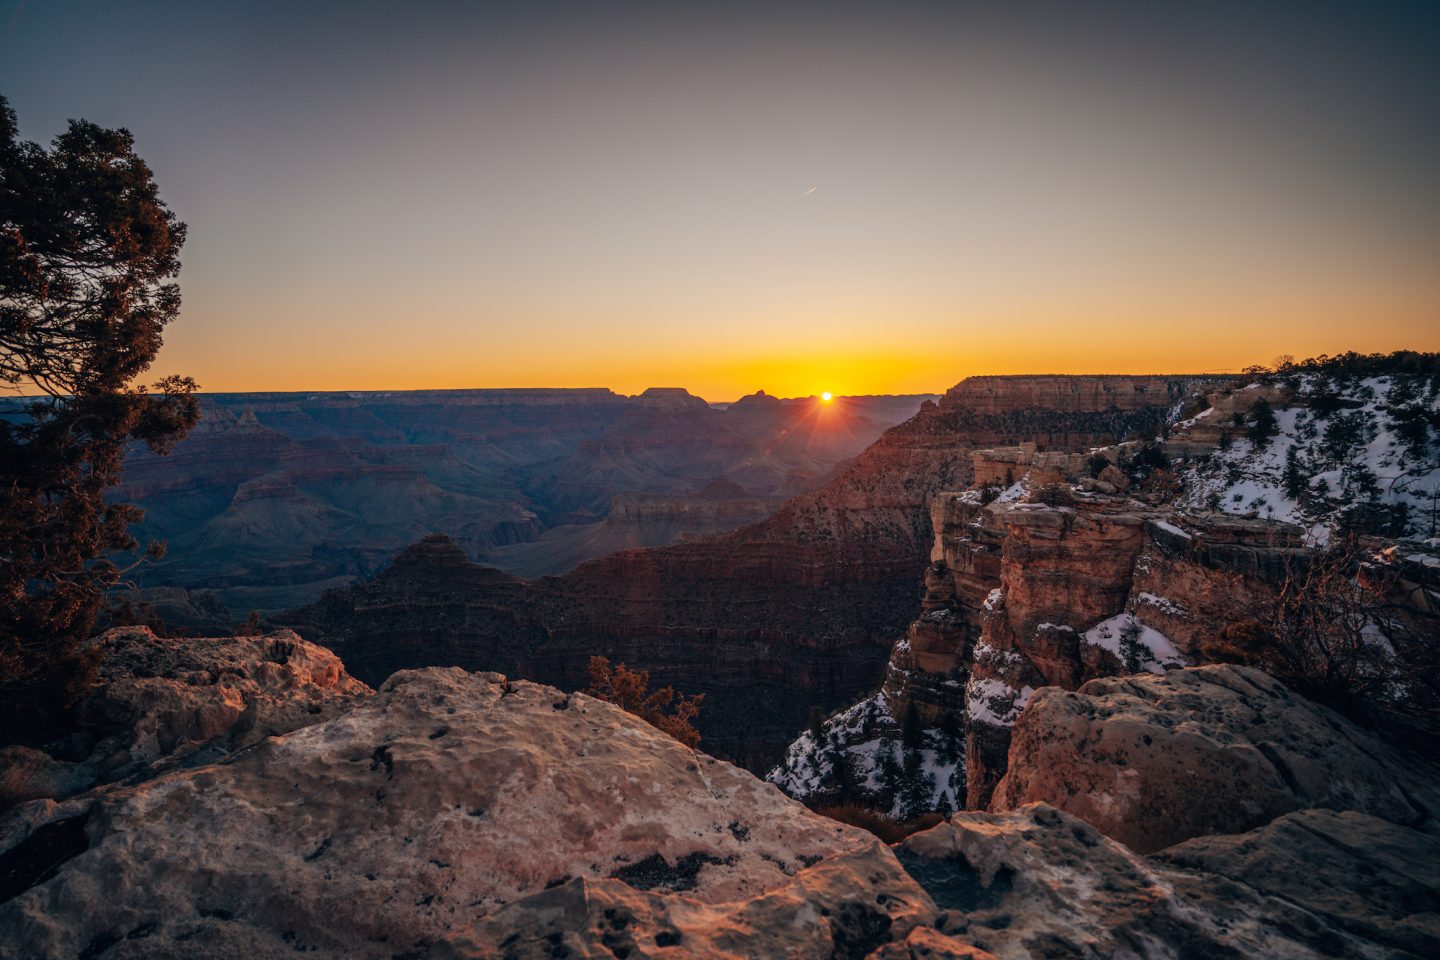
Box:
[282,376,1211,769]
[4,364,1438,958]
[113,388,932,625]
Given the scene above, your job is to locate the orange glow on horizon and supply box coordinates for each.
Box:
[156,301,1440,403]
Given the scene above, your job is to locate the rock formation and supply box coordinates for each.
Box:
[899,803,1440,959]
[990,664,1440,852]
[938,375,1201,417]
[6,626,1434,959]
[0,626,370,808]
[0,635,976,959]
[775,366,1440,819]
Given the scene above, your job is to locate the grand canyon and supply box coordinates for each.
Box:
[4,3,1440,958]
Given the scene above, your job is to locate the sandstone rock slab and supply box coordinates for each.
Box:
[0,626,371,808]
[0,667,953,958]
[900,802,1440,959]
[990,664,1440,852]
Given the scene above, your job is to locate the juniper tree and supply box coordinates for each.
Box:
[807,705,826,744]
[938,710,962,763]
[1282,445,1306,501]
[876,737,901,785]
[1,97,198,736]
[1118,619,1151,674]
[586,656,703,747]
[1247,398,1278,448]
[900,699,922,749]
[898,748,936,820]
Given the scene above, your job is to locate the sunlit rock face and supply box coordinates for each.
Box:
[939,375,1202,416]
[963,369,1440,811]
[6,629,1433,959]
[0,661,968,959]
[786,367,1440,821]
[1128,513,1310,653]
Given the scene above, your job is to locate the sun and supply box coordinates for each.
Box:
[820,392,833,402]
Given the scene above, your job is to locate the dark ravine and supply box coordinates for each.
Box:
[283,376,1214,770]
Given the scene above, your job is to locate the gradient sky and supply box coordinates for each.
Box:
[3,1,1438,400]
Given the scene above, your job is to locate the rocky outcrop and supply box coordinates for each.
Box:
[1167,381,1294,452]
[796,441,1433,819]
[983,498,1162,689]
[0,626,369,808]
[900,802,1440,959]
[9,624,1436,958]
[1129,513,1306,654]
[990,664,1440,852]
[0,664,972,959]
[451,846,981,959]
[1154,808,1440,958]
[971,444,1090,488]
[961,494,1169,808]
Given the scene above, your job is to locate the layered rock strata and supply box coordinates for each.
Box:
[290,377,1204,771]
[114,387,933,620]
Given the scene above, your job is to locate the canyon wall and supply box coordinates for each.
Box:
[780,369,1440,819]
[940,375,1202,416]
[482,479,786,577]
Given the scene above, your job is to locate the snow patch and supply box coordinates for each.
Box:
[966,677,1036,727]
[1081,613,1185,674]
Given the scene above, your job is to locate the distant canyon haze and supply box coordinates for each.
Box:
[109,387,935,628]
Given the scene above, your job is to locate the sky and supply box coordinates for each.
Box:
[3,1,1438,401]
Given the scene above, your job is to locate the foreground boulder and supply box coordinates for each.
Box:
[0,626,371,807]
[990,664,1440,852]
[0,666,963,958]
[900,803,1440,959]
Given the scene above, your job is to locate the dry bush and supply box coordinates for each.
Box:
[1199,536,1435,724]
[585,656,704,748]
